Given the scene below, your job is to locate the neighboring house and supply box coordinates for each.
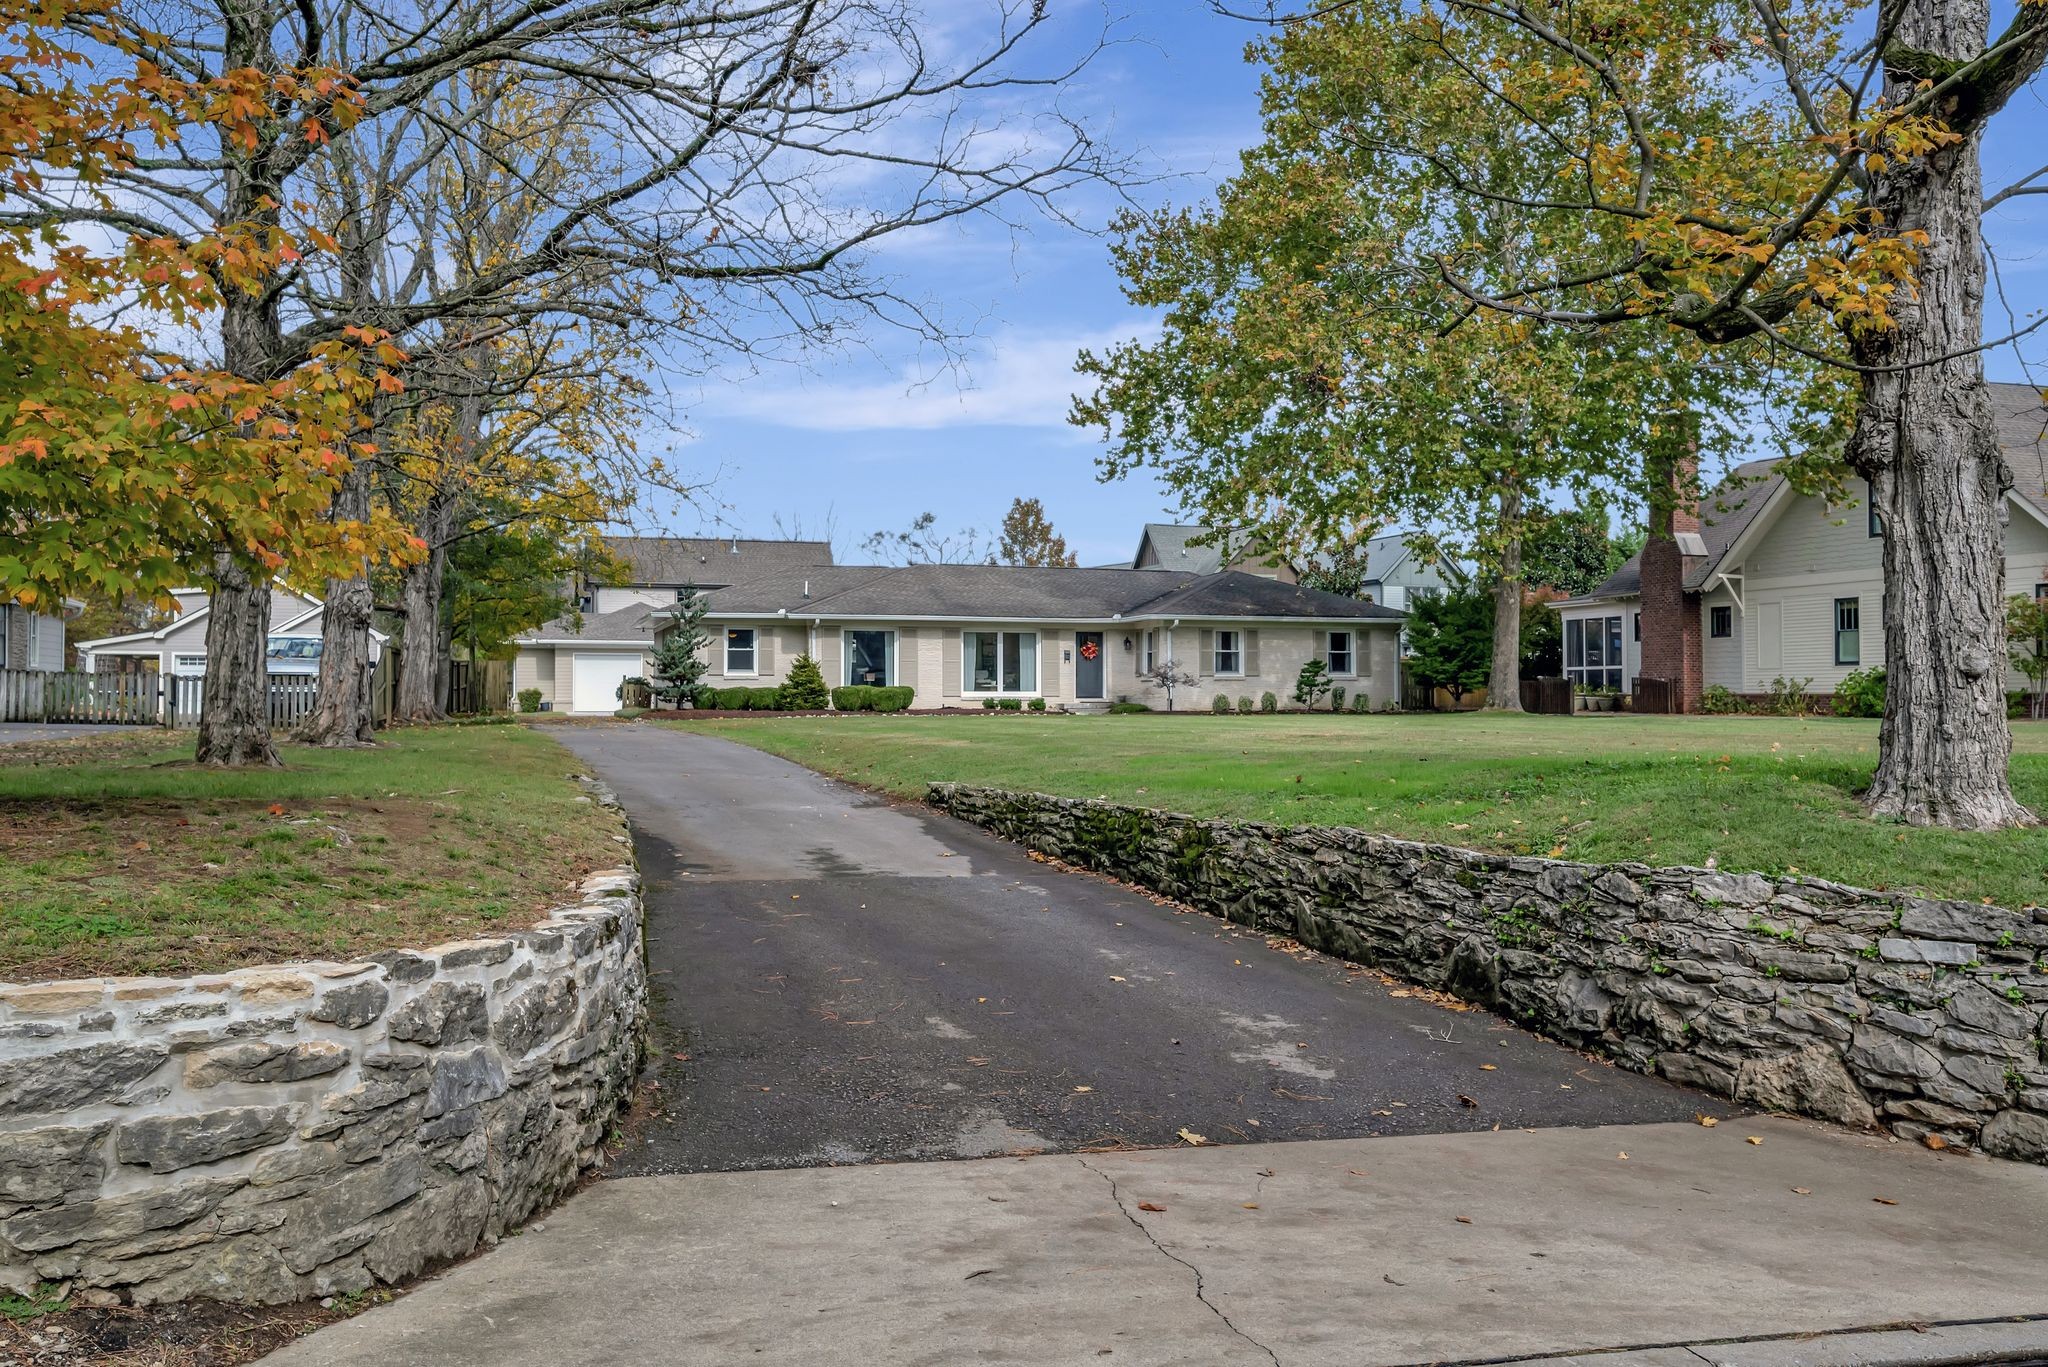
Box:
[1133,524,1465,611]
[0,601,71,672]
[74,587,386,678]
[1348,532,1467,611]
[1552,381,2048,705]
[576,535,834,613]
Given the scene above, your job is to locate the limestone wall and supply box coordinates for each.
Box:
[929,784,2048,1163]
[0,869,647,1305]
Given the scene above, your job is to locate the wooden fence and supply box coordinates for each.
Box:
[1518,676,1574,715]
[0,669,158,724]
[1631,676,1677,715]
[1399,668,1436,712]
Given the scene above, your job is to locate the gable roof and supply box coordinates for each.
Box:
[73,584,329,652]
[601,535,833,587]
[688,563,1404,622]
[514,602,663,647]
[1556,381,2048,608]
[1132,523,1229,574]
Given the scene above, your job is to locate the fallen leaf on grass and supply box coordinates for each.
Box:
[1137,1202,1167,1213]
[1176,1128,1210,1147]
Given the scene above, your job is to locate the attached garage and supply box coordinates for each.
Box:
[568,651,643,715]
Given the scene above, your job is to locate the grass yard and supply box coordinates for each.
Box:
[0,724,622,981]
[668,711,2048,911]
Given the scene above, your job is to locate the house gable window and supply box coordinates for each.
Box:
[1564,615,1623,691]
[1327,630,1353,676]
[963,630,1037,694]
[1710,605,1733,638]
[1213,630,1243,676]
[725,627,758,675]
[1834,598,1861,666]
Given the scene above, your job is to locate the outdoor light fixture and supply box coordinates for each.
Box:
[1122,636,1134,652]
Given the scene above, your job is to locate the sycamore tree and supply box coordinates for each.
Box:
[1226,0,2048,828]
[1074,9,1774,715]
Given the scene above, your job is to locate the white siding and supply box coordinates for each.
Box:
[593,587,671,614]
[514,648,556,708]
[1701,587,1743,690]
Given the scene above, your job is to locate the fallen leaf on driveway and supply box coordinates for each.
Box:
[1696,1115,1719,1127]
[1454,1216,1473,1224]
[1241,1203,1260,1210]
[1347,1169,1368,1177]
[964,1269,994,1280]
[1617,1152,1629,1161]
[1746,1136,1763,1146]
[1479,1064,1497,1071]
[1137,1202,1167,1212]
[1176,1128,1210,1146]
[1457,1094,1479,1108]
[1074,1086,1094,1093]
[1873,1197,1899,1206]
[1923,1134,1949,1151]
[1109,976,1126,983]
[1791,1188,1811,1196]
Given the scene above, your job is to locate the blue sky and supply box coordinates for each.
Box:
[648,2,2048,569]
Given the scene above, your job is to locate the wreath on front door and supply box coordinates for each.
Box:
[1079,639,1100,661]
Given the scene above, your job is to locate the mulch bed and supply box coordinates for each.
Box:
[0,1296,369,1367]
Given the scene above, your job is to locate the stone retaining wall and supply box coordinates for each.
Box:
[0,869,647,1305]
[929,784,2048,1163]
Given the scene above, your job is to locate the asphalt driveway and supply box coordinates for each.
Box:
[0,722,125,744]
[550,724,1725,1174]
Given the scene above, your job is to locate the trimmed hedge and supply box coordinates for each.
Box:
[747,687,782,710]
[714,686,751,710]
[832,684,914,712]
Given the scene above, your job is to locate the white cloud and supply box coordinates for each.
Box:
[690,324,1155,432]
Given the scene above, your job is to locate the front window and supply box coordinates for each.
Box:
[845,629,894,687]
[1143,630,1158,673]
[1564,615,1623,691]
[963,630,1037,693]
[1214,630,1242,676]
[1710,605,1732,639]
[1834,598,1860,665]
[725,628,757,674]
[1327,630,1353,675]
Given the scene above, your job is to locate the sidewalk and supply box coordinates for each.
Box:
[261,1115,2048,1366]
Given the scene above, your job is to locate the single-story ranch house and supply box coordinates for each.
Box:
[1552,381,2048,705]
[515,559,1404,714]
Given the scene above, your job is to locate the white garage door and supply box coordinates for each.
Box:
[570,652,640,715]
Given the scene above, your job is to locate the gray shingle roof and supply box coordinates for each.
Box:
[602,535,833,587]
[1556,381,2048,607]
[516,603,659,645]
[689,564,1402,622]
[1132,523,1228,573]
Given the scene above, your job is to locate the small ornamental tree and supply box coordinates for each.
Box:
[650,588,710,707]
[2010,595,2048,721]
[1408,588,1494,706]
[780,654,830,710]
[1293,659,1333,710]
[1139,659,1197,712]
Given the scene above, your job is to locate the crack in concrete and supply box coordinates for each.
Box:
[1076,1156,1283,1367]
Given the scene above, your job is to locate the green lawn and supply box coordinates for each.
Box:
[0,724,621,980]
[667,712,2048,911]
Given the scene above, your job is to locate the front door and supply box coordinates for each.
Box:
[1075,632,1105,700]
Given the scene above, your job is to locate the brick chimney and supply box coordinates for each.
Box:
[1638,409,1704,711]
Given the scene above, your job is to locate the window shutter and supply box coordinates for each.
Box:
[942,632,962,698]
[759,627,777,675]
[1244,629,1260,677]
[1040,634,1060,697]
[1199,629,1214,677]
[1360,629,1373,676]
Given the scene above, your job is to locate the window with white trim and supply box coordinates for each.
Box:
[1710,605,1732,638]
[724,628,757,674]
[963,630,1037,693]
[844,629,894,687]
[1834,598,1860,666]
[1327,630,1353,675]
[1564,615,1623,691]
[1142,630,1158,673]
[1213,630,1243,676]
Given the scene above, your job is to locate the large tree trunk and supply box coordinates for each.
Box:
[1485,479,1524,710]
[394,497,456,723]
[195,554,278,766]
[1844,1,2033,829]
[297,462,378,745]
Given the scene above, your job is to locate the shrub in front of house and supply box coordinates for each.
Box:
[831,685,872,711]
[1832,667,1885,718]
[1236,695,1253,714]
[517,687,542,713]
[872,686,914,712]
[1762,675,1814,716]
[692,686,721,709]
[996,697,1021,711]
[715,686,752,710]
[1699,684,1745,714]
[1028,697,1046,712]
[982,697,999,710]
[780,654,831,710]
[1350,692,1370,713]
[1259,691,1278,714]
[747,687,783,710]
[1331,685,1347,711]
[1211,694,1232,714]
[1107,701,1150,714]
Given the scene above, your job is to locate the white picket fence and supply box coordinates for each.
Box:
[0,668,158,724]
